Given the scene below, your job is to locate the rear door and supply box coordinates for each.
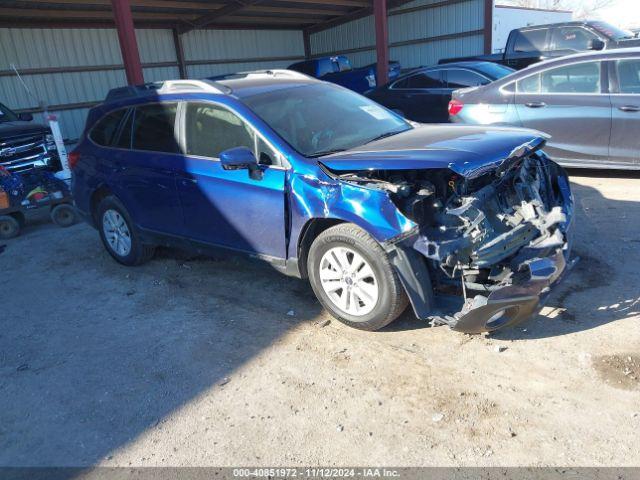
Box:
[513,60,611,166]
[387,69,449,122]
[176,101,287,259]
[106,103,184,235]
[609,57,640,166]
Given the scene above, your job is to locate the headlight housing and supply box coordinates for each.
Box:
[45,133,57,151]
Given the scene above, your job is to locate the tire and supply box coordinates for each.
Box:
[0,215,20,239]
[96,195,155,266]
[50,203,77,228]
[307,223,408,331]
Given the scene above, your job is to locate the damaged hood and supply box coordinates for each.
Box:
[319,125,548,179]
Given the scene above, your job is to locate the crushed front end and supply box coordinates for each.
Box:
[333,145,575,333]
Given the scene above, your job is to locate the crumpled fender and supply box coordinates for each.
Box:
[287,171,416,259]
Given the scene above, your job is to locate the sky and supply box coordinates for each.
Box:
[596,0,640,29]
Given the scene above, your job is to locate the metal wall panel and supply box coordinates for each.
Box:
[182,29,304,62]
[186,59,298,80]
[310,0,485,69]
[0,27,303,140]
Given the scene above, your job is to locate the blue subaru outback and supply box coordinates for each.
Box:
[71,70,574,333]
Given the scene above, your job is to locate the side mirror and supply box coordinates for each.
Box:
[588,39,605,51]
[18,112,33,121]
[220,147,262,180]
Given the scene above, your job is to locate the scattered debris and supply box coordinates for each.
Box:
[219,377,231,387]
[286,310,295,316]
[432,413,444,422]
[494,345,508,353]
[315,319,331,328]
[336,424,344,432]
[16,363,29,372]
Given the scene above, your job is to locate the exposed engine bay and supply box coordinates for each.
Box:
[333,152,574,332]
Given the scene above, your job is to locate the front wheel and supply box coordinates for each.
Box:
[307,223,408,331]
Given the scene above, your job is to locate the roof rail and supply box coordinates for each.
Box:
[242,69,313,80]
[104,79,228,103]
[157,79,228,95]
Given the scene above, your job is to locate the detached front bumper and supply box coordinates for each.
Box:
[448,246,575,333]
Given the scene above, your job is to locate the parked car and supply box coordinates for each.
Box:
[450,48,640,170]
[440,20,640,71]
[287,55,401,93]
[366,61,515,122]
[0,102,61,173]
[71,71,573,334]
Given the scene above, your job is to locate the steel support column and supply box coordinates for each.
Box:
[111,0,144,85]
[483,0,493,54]
[373,0,389,86]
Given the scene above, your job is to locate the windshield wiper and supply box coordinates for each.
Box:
[307,148,348,158]
[363,128,408,145]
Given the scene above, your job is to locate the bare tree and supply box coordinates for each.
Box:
[501,0,615,18]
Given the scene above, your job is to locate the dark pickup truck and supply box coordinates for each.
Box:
[0,102,60,173]
[440,20,640,70]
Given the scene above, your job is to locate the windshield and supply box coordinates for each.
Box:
[590,21,635,40]
[242,83,411,157]
[0,102,19,123]
[475,62,515,80]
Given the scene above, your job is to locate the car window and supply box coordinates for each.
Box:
[553,27,599,51]
[513,29,547,53]
[185,103,256,159]
[131,103,179,153]
[243,83,410,157]
[446,69,487,88]
[616,59,640,94]
[518,62,601,94]
[114,110,133,149]
[517,74,541,93]
[404,71,444,88]
[541,62,601,93]
[90,109,128,147]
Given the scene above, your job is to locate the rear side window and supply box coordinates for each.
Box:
[395,70,444,89]
[446,69,487,88]
[90,109,127,146]
[131,103,179,153]
[541,62,600,93]
[185,103,255,158]
[616,59,640,94]
[517,62,601,94]
[513,29,547,53]
[553,27,599,51]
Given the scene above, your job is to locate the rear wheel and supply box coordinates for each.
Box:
[0,215,20,239]
[307,223,408,331]
[96,196,155,266]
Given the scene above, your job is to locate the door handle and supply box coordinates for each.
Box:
[618,105,640,112]
[525,102,547,108]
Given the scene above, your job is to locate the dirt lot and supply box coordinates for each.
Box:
[1,172,639,467]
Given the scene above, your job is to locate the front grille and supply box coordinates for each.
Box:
[0,134,50,172]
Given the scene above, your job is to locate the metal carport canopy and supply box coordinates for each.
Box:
[0,0,492,86]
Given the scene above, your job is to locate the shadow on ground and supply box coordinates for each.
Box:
[0,171,638,469]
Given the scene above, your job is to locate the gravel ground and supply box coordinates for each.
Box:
[0,171,639,467]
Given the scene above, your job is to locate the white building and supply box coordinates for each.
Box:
[492,4,573,53]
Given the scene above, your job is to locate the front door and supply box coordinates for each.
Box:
[514,60,611,167]
[609,58,640,166]
[176,102,287,259]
